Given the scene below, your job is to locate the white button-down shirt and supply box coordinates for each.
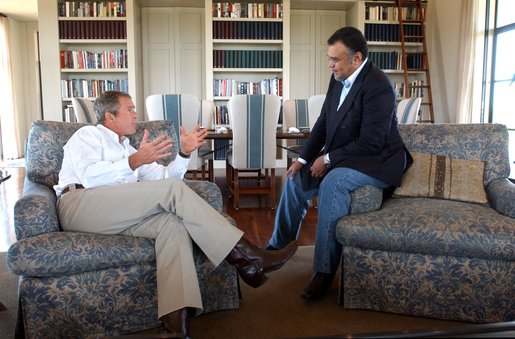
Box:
[54,124,190,195]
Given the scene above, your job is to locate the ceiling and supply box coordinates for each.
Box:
[0,0,37,21]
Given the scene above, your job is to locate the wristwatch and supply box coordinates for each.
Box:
[179,151,191,158]
[323,153,331,168]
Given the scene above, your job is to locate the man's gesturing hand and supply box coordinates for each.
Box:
[179,124,208,156]
[128,130,173,170]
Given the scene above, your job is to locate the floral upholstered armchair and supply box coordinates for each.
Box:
[7,120,239,338]
[337,123,514,323]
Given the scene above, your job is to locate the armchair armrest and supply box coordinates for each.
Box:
[14,179,60,240]
[183,179,223,212]
[486,178,515,218]
[349,185,383,215]
[7,232,155,277]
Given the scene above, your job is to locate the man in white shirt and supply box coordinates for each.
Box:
[54,91,298,337]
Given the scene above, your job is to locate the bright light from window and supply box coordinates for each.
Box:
[496,0,515,28]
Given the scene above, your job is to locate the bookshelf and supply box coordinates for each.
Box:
[204,0,290,164]
[359,0,432,122]
[57,1,128,121]
[205,0,289,128]
[38,0,142,122]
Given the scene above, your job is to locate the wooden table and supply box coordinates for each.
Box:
[205,129,310,140]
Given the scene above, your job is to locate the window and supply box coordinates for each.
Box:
[483,0,515,177]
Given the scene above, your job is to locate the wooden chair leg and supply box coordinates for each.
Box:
[234,168,239,210]
[208,159,214,182]
[270,168,275,209]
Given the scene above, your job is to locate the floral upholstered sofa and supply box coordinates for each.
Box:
[336,123,514,323]
[7,120,239,338]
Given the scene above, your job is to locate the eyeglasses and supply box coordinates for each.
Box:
[327,52,357,65]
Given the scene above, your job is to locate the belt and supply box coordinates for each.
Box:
[62,183,85,195]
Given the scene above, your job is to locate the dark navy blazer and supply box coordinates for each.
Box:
[299,60,412,190]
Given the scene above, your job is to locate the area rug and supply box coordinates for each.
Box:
[0,252,18,339]
[189,246,468,338]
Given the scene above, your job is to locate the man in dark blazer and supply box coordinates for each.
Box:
[265,27,412,300]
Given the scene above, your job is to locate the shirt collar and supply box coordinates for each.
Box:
[97,124,129,145]
[339,58,368,89]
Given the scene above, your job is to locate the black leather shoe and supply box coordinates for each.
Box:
[301,272,336,301]
[226,238,298,288]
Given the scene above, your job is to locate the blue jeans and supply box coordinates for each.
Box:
[268,167,388,274]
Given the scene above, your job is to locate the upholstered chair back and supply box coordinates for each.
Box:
[396,97,422,124]
[24,120,178,189]
[227,94,281,169]
[71,97,96,123]
[146,94,205,171]
[399,123,510,186]
[283,99,309,148]
[307,94,326,129]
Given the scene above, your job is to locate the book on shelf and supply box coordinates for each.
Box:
[60,49,128,70]
[58,1,126,18]
[213,77,282,97]
[364,23,421,42]
[59,20,126,40]
[212,2,283,19]
[213,21,282,40]
[213,50,282,68]
[63,104,77,122]
[61,78,128,98]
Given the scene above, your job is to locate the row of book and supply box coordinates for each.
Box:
[60,78,128,99]
[213,21,282,40]
[58,1,126,18]
[369,51,424,71]
[213,77,282,97]
[365,5,425,21]
[364,23,421,42]
[63,105,78,123]
[213,50,282,68]
[59,20,127,40]
[214,105,230,125]
[60,49,128,70]
[393,81,425,98]
[212,2,283,19]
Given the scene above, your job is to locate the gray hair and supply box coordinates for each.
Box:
[93,91,132,124]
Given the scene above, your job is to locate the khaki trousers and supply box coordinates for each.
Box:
[57,179,243,318]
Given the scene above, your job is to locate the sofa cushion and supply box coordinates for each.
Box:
[394,152,488,204]
[336,197,515,262]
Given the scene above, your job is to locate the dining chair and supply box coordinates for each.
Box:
[226,94,282,209]
[283,94,326,169]
[145,94,209,180]
[71,97,96,123]
[283,98,308,169]
[396,97,422,124]
[200,99,215,181]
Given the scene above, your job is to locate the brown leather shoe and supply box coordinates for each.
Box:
[160,307,190,338]
[226,238,298,288]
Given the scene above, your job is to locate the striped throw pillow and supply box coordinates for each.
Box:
[394,152,488,204]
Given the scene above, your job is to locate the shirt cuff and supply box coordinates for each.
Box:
[298,158,307,165]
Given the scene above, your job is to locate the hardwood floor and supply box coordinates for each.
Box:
[0,166,316,252]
